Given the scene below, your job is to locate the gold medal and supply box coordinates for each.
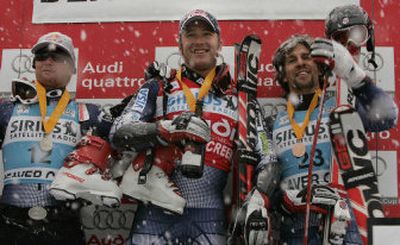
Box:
[176,67,215,113]
[287,89,321,158]
[40,134,53,151]
[36,81,70,151]
[292,142,306,157]
[28,206,48,220]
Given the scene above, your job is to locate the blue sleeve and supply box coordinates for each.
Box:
[353,76,398,132]
[0,101,14,149]
[81,103,114,140]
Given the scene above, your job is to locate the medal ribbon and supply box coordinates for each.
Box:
[36,81,70,134]
[175,67,216,112]
[287,89,321,139]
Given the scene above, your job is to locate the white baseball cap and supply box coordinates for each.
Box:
[32,32,76,72]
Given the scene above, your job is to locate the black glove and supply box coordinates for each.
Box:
[328,199,351,245]
[282,184,340,214]
[231,188,270,245]
[158,111,211,144]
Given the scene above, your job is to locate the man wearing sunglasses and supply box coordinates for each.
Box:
[326,4,374,62]
[325,4,377,107]
[0,32,121,244]
[320,4,396,244]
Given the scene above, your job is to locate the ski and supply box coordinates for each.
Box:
[228,34,261,244]
[236,34,261,205]
[329,105,385,244]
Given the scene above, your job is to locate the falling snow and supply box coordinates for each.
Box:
[0,1,399,244]
[80,30,87,41]
[134,30,141,38]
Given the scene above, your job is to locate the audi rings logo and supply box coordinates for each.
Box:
[165,52,183,68]
[371,155,388,177]
[164,51,225,68]
[361,52,384,72]
[83,209,135,230]
[12,54,35,74]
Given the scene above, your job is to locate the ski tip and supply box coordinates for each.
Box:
[242,34,262,45]
[331,104,355,114]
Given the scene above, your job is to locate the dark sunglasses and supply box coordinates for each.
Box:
[35,51,70,63]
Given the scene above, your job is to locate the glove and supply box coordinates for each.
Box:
[158,111,211,144]
[144,61,176,81]
[282,185,341,214]
[231,188,270,245]
[245,189,270,245]
[328,199,351,245]
[311,38,366,88]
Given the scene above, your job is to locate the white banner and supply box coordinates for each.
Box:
[33,0,359,23]
[370,151,398,205]
[0,49,78,92]
[338,47,395,104]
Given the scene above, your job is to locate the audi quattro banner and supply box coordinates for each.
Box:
[33,0,359,23]
[0,20,328,103]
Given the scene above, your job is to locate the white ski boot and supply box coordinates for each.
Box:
[49,134,122,207]
[50,163,122,207]
[120,163,186,214]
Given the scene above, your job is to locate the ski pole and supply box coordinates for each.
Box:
[303,74,330,245]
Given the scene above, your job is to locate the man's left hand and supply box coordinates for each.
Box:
[311,38,366,88]
[231,188,270,245]
[328,199,351,245]
[144,61,176,81]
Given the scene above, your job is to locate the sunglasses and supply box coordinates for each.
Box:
[331,25,369,47]
[10,79,38,104]
[35,51,71,63]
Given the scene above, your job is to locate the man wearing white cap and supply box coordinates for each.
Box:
[0,32,121,244]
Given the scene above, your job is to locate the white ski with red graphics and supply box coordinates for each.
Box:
[229,34,262,245]
[329,105,384,244]
[236,35,261,205]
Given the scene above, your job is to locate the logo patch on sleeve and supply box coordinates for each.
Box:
[132,88,149,113]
